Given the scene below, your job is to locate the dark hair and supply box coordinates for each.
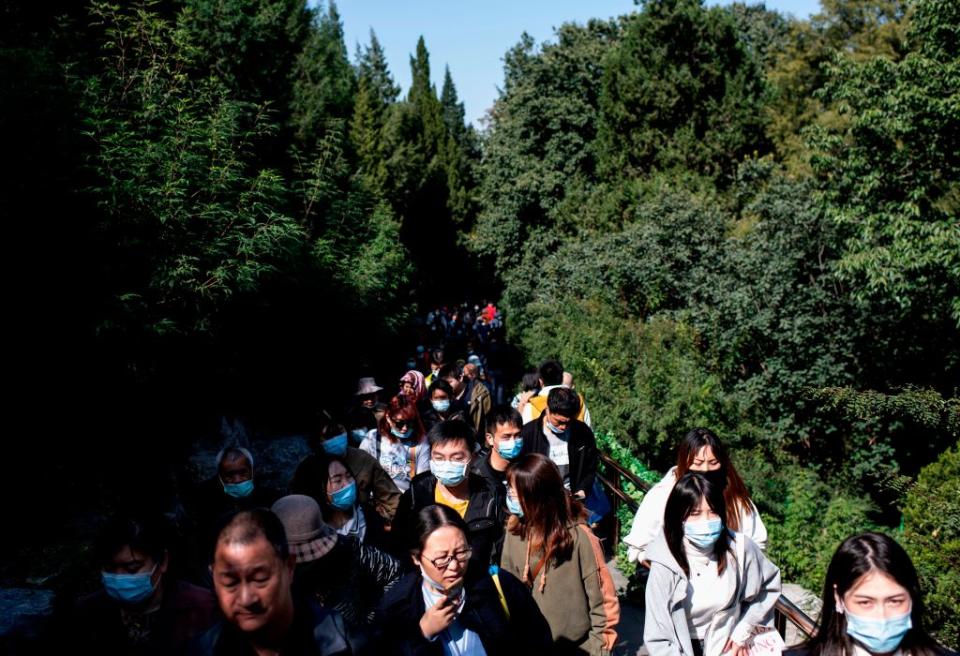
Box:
[802,532,947,656]
[377,395,424,442]
[663,472,733,577]
[438,362,463,382]
[538,359,564,386]
[218,447,253,473]
[520,372,541,393]
[428,378,455,399]
[431,349,446,366]
[485,405,523,435]
[675,428,753,532]
[546,386,581,418]
[507,454,586,568]
[94,513,169,568]
[427,418,475,452]
[213,508,289,564]
[312,453,354,516]
[413,504,470,556]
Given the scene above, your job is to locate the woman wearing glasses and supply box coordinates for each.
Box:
[360,395,431,493]
[376,504,552,655]
[501,453,620,655]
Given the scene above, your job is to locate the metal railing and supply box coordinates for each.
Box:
[597,452,818,642]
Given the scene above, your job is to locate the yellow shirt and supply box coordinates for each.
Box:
[434,484,469,518]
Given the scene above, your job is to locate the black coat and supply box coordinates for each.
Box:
[520,415,599,497]
[375,567,553,656]
[392,471,505,568]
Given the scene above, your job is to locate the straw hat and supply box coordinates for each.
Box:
[271,495,337,563]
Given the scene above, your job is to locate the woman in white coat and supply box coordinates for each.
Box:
[644,472,780,656]
[623,428,766,566]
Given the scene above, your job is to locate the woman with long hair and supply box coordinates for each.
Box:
[359,395,430,492]
[500,453,619,655]
[624,427,767,565]
[644,472,780,656]
[376,505,552,654]
[786,532,954,656]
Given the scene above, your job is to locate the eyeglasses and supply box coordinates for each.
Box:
[390,418,412,429]
[425,547,473,570]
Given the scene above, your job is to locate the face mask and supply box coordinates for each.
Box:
[843,605,913,654]
[102,564,158,604]
[406,361,417,370]
[322,433,349,456]
[329,480,358,510]
[698,467,727,489]
[545,419,566,435]
[390,426,414,440]
[684,518,723,549]
[431,460,469,487]
[350,429,367,443]
[420,565,464,600]
[506,495,523,517]
[496,437,523,460]
[222,478,254,499]
[432,399,451,413]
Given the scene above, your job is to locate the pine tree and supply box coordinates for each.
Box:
[290,0,356,147]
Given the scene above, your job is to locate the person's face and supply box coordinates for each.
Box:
[373,407,386,422]
[431,389,450,403]
[487,422,522,450]
[388,414,414,434]
[212,536,295,635]
[689,446,721,472]
[104,545,167,581]
[444,375,463,395]
[326,460,354,495]
[359,393,377,409]
[431,439,471,465]
[839,570,912,620]
[400,380,415,396]
[220,456,253,484]
[686,496,720,523]
[416,526,470,590]
[545,409,572,432]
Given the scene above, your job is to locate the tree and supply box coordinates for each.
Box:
[290,0,356,147]
[598,0,769,182]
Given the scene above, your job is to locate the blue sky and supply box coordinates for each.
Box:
[334,0,822,128]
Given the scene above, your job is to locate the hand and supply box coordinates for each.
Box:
[420,594,457,639]
[641,559,651,569]
[723,638,748,656]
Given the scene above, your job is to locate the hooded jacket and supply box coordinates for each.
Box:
[643,531,781,656]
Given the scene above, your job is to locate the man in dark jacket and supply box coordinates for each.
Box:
[191,508,353,655]
[392,419,504,567]
[438,363,491,437]
[471,405,524,493]
[520,386,598,500]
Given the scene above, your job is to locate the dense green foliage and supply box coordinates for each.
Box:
[903,441,960,647]
[473,0,958,641]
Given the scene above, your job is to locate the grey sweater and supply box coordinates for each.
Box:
[643,531,781,656]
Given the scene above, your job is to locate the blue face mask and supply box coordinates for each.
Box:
[844,606,913,654]
[545,419,566,435]
[329,480,358,510]
[322,433,349,456]
[102,564,158,604]
[432,399,451,413]
[496,437,523,460]
[684,518,723,549]
[390,426,414,440]
[222,478,254,499]
[506,494,523,517]
[350,429,368,443]
[431,460,469,487]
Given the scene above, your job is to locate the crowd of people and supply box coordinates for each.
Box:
[53,328,956,655]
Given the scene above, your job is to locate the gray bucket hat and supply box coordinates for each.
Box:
[271,495,337,563]
[355,377,384,396]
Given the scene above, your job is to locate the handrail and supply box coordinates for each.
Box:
[597,450,818,643]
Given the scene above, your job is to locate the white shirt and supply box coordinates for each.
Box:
[683,541,737,639]
[358,429,430,492]
[421,581,487,656]
[542,422,571,490]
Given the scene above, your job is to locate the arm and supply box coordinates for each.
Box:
[368,457,402,523]
[643,563,683,656]
[622,478,672,563]
[499,569,554,648]
[579,527,620,656]
[744,501,768,552]
[358,541,404,596]
[730,542,782,645]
